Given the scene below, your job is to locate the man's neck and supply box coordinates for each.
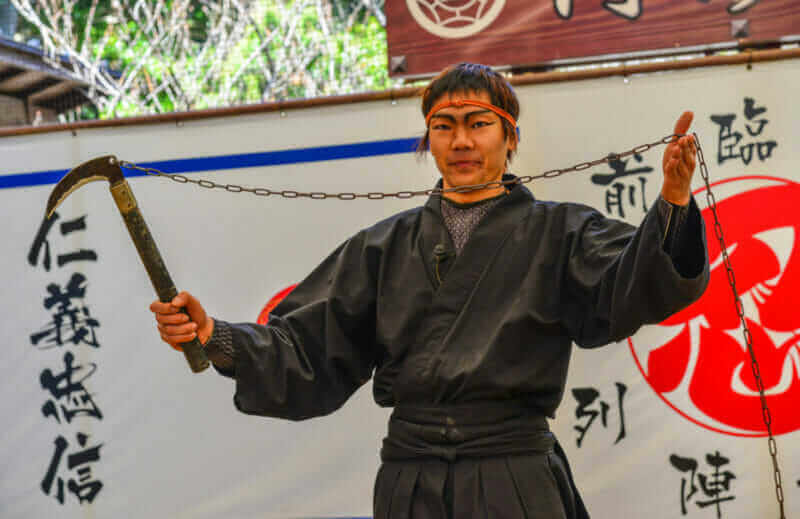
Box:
[442,184,507,205]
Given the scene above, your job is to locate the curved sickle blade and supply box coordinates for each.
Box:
[46,155,123,218]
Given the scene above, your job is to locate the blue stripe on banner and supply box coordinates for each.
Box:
[0,137,420,190]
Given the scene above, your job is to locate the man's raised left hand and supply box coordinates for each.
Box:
[661,111,697,206]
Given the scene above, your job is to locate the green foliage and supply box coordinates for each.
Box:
[187,0,209,42]
[15,0,395,119]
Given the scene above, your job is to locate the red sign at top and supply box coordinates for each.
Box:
[386,0,800,77]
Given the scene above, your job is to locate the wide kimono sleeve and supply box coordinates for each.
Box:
[561,196,710,348]
[207,230,379,421]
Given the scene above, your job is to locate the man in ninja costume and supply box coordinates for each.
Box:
[151,63,708,518]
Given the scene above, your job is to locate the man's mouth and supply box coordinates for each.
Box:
[450,160,481,169]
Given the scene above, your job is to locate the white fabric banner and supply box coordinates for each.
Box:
[1,58,798,518]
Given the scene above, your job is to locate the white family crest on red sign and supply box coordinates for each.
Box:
[406,0,507,39]
[630,176,800,436]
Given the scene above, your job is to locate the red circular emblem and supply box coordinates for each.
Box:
[630,176,800,436]
[257,284,298,325]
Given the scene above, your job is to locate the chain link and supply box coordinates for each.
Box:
[120,135,675,199]
[695,133,785,518]
[122,133,785,516]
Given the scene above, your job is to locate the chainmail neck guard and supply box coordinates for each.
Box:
[440,192,507,255]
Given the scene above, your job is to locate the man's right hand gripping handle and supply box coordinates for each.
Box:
[150,291,215,351]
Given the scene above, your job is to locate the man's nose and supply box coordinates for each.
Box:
[451,124,473,149]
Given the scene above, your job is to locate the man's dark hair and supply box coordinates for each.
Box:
[417,63,520,161]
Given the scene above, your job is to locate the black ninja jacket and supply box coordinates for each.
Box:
[207,178,709,422]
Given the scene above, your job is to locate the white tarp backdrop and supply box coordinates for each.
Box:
[1,58,798,518]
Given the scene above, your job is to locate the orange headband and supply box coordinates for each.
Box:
[425,99,517,130]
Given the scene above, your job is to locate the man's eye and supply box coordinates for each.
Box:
[432,124,451,130]
[472,121,491,128]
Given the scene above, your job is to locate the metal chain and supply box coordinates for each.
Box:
[123,133,785,516]
[120,134,676,199]
[694,133,785,518]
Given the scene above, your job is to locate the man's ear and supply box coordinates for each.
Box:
[507,133,518,152]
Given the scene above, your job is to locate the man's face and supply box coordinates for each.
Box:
[427,90,516,196]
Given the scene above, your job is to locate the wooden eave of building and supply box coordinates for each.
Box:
[0,36,91,116]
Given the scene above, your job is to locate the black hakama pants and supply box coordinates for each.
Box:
[375,401,588,519]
